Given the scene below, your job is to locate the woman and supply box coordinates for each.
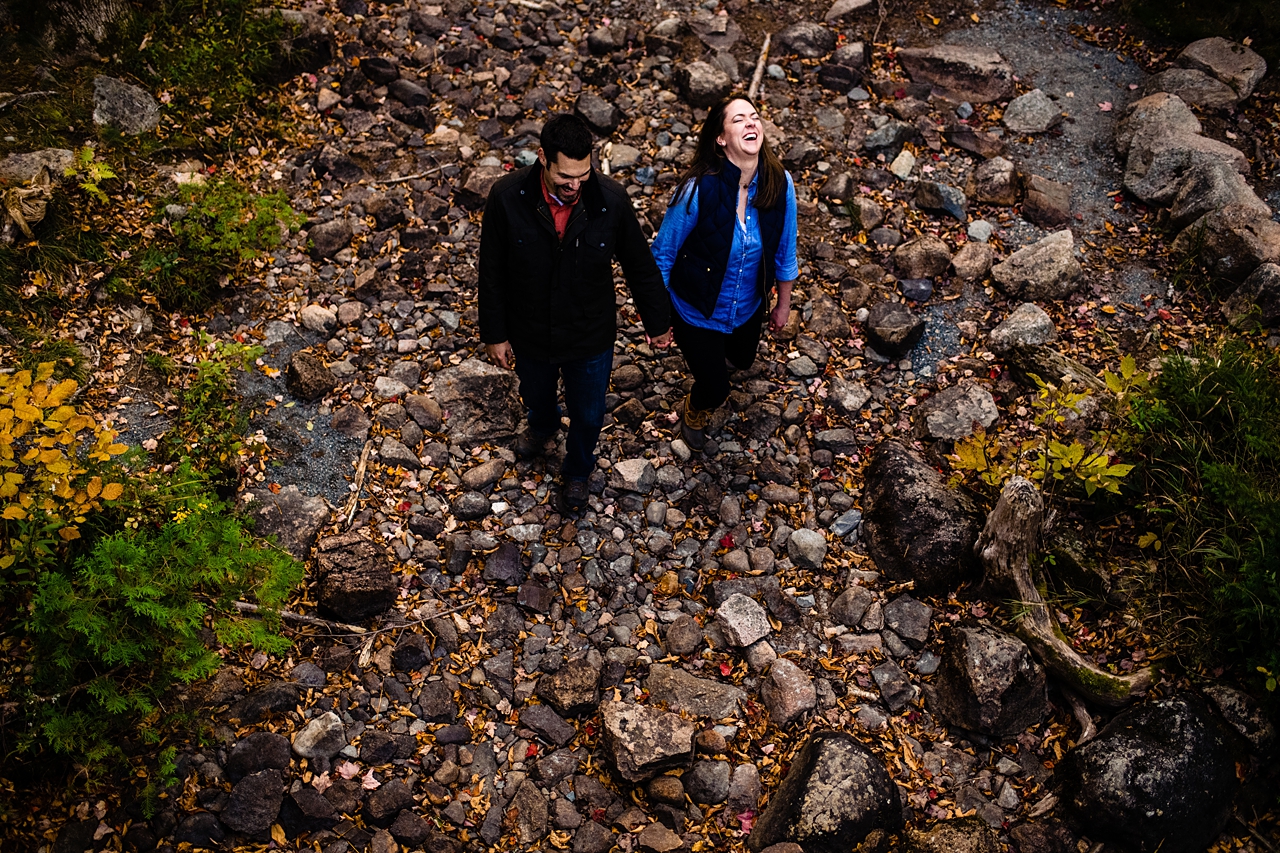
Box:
[652,95,799,451]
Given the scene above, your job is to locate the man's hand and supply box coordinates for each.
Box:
[486,341,514,369]
[768,302,791,334]
[647,328,674,349]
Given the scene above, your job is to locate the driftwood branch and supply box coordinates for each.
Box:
[233,600,367,634]
[1005,345,1107,393]
[976,477,1153,707]
[747,33,772,102]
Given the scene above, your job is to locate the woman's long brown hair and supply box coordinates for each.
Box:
[676,95,787,211]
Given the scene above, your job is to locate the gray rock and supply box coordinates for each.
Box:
[1142,67,1239,109]
[1222,263,1280,330]
[966,156,1019,206]
[433,358,521,447]
[536,657,601,716]
[786,528,828,569]
[225,732,291,782]
[830,585,875,627]
[748,731,902,851]
[92,76,159,134]
[828,377,871,417]
[221,769,284,834]
[1124,132,1249,206]
[862,440,983,594]
[331,403,371,440]
[227,681,299,723]
[914,182,967,221]
[775,22,836,58]
[646,664,745,718]
[915,381,998,441]
[573,820,616,853]
[0,148,74,184]
[483,542,526,584]
[664,614,704,656]
[364,779,414,827]
[686,759,733,805]
[457,165,507,209]
[1167,159,1268,230]
[864,120,916,151]
[761,658,817,726]
[865,302,925,358]
[991,230,1082,301]
[243,485,329,560]
[1022,174,1073,230]
[881,595,932,649]
[897,45,1014,103]
[1002,89,1062,135]
[404,393,443,431]
[1116,93,1201,157]
[308,218,353,260]
[522,703,578,747]
[825,0,873,21]
[462,458,507,492]
[950,242,994,282]
[610,458,657,494]
[510,779,549,845]
[933,625,1047,737]
[988,302,1057,352]
[906,817,1001,853]
[373,376,410,399]
[575,92,622,135]
[601,701,695,782]
[1058,693,1240,853]
[315,532,395,624]
[716,593,771,647]
[380,436,421,470]
[807,291,850,338]
[287,350,336,401]
[848,197,885,231]
[787,355,818,378]
[677,61,733,108]
[292,711,347,762]
[728,763,762,810]
[893,235,952,279]
[1202,683,1276,752]
[1174,203,1280,283]
[872,659,915,712]
[831,509,862,539]
[1178,37,1267,100]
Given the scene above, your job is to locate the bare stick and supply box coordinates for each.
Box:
[344,440,374,528]
[374,165,446,185]
[0,91,56,113]
[1063,688,1098,743]
[976,477,1154,707]
[747,33,772,102]
[233,600,367,634]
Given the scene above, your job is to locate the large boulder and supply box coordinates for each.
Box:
[1141,67,1239,110]
[1057,693,1241,853]
[991,230,1082,301]
[1222,263,1280,330]
[1124,132,1249,206]
[0,148,75,185]
[1173,203,1280,283]
[432,358,521,448]
[601,701,696,782]
[775,22,836,59]
[242,485,329,560]
[314,532,396,622]
[1178,37,1268,101]
[861,441,983,594]
[222,769,285,834]
[864,302,925,358]
[914,381,998,441]
[931,626,1047,737]
[897,45,1014,103]
[92,76,159,135]
[1166,159,1268,230]
[748,731,902,851]
[1115,93,1201,157]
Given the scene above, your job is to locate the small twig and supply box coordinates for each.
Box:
[0,90,56,113]
[1063,687,1098,743]
[344,440,374,529]
[233,600,367,634]
[747,33,772,102]
[872,0,894,47]
[374,164,446,185]
[845,686,880,702]
[1236,813,1278,853]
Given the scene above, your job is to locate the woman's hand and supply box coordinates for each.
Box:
[768,280,796,335]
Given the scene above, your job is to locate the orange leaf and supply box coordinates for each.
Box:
[100,483,124,501]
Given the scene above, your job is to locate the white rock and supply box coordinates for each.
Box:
[299,304,337,334]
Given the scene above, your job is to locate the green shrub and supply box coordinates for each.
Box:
[24,475,302,764]
[1135,341,1280,698]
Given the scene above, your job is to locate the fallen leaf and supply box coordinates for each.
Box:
[362,769,381,790]
[336,761,361,780]
[1098,101,1113,112]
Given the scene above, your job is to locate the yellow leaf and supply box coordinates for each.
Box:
[45,379,78,407]
[1100,305,1116,314]
[106,443,129,455]
[2,506,26,520]
[271,825,287,846]
[13,402,41,423]
[34,362,54,383]
[971,12,980,21]
[101,482,124,501]
[0,555,13,569]
[87,476,103,499]
[58,526,81,541]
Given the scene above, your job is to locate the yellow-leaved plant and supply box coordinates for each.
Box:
[0,362,129,578]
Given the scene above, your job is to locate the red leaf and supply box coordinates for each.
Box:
[398,501,412,512]
[719,533,735,549]
[1156,308,1172,321]
[719,662,732,677]
[526,743,538,758]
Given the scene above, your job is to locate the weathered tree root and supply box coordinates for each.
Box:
[976,477,1154,707]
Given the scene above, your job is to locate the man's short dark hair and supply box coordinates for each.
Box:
[540,114,593,163]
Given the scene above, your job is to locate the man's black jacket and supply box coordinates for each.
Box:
[478,164,670,363]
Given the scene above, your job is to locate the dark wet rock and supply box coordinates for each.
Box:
[881,595,932,649]
[482,541,526,585]
[1022,175,1072,230]
[646,663,745,718]
[225,732,290,782]
[933,625,1047,737]
[775,22,836,59]
[991,230,1082,301]
[287,350,337,401]
[1178,37,1267,101]
[664,614,704,656]
[418,681,457,722]
[575,92,621,135]
[389,810,434,847]
[522,702,578,747]
[1057,693,1240,853]
[685,759,732,805]
[914,181,967,221]
[243,485,329,560]
[872,659,915,711]
[862,440,982,594]
[391,632,430,672]
[602,701,696,782]
[748,731,902,851]
[864,302,925,358]
[228,681,300,723]
[573,820,616,853]
[1202,683,1276,752]
[364,779,415,827]
[966,155,1019,205]
[388,78,429,107]
[677,61,733,108]
[864,120,916,152]
[360,56,399,85]
[893,235,952,279]
[898,45,1013,103]
[914,381,998,441]
[93,75,159,135]
[175,813,226,848]
[1167,159,1267,231]
[1174,203,1280,283]
[451,490,491,521]
[536,657,601,716]
[433,358,521,446]
[315,532,396,622]
[222,769,284,834]
[332,403,371,440]
[309,218,353,260]
[1222,263,1280,330]
[457,165,507,209]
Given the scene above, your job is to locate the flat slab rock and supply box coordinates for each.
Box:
[602,701,696,782]
[645,664,745,719]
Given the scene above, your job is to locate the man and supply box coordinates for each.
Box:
[479,113,672,511]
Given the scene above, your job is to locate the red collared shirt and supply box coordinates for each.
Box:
[539,173,576,240]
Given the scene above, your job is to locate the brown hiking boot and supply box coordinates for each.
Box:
[679,393,712,452]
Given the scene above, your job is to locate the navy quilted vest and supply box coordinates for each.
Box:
[669,161,785,319]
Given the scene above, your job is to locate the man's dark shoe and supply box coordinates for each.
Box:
[560,478,589,512]
[679,393,711,452]
[514,429,554,460]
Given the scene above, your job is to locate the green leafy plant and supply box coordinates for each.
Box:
[64,147,117,204]
[1135,341,1280,700]
[950,355,1147,501]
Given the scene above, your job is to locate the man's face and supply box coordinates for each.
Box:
[538,149,591,205]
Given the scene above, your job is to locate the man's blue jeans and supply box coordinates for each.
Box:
[513,347,612,481]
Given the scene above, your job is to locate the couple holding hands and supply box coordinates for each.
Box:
[478,95,800,511]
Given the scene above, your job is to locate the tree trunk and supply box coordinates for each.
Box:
[977,477,1153,707]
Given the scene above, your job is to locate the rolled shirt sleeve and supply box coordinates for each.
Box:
[774,172,800,283]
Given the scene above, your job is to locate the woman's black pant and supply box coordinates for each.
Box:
[672,301,767,412]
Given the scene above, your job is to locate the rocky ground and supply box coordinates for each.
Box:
[7,0,1280,851]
